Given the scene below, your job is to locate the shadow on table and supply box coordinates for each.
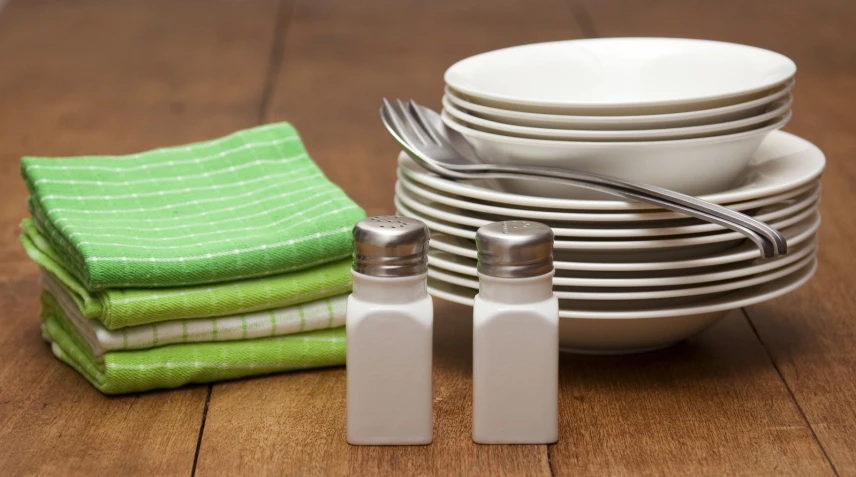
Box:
[433,302,809,391]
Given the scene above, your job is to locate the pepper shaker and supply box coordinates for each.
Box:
[346,216,433,445]
[472,220,559,444]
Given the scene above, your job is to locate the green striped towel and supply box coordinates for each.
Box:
[40,291,346,394]
[41,271,347,356]
[21,122,365,290]
[21,219,353,329]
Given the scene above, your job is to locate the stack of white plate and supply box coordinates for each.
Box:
[393,38,823,354]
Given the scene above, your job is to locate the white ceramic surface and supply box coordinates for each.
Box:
[396,130,825,210]
[398,168,818,223]
[442,109,791,198]
[444,38,796,114]
[428,237,816,287]
[395,180,818,238]
[395,193,818,250]
[427,260,817,353]
[346,272,433,445]
[442,95,792,141]
[444,82,794,130]
[472,272,558,444]
[427,212,820,272]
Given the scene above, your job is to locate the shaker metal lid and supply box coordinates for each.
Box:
[476,221,554,278]
[352,216,430,277]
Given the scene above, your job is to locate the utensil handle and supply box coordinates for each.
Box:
[466,163,786,255]
[465,169,775,258]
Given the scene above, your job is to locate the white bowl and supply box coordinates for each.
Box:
[444,38,796,114]
[444,82,794,130]
[442,95,792,141]
[441,110,791,198]
[428,259,816,354]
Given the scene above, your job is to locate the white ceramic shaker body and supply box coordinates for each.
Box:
[346,216,433,446]
[472,221,559,444]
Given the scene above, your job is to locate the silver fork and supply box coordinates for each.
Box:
[382,98,785,258]
[400,99,787,256]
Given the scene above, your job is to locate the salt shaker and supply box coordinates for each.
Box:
[472,221,559,444]
[346,216,433,445]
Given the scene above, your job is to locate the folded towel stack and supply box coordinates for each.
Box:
[19,123,365,394]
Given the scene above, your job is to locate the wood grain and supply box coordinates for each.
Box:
[552,311,833,475]
[0,0,855,475]
[0,0,281,474]
[746,75,856,477]
[559,1,856,473]
[195,0,580,475]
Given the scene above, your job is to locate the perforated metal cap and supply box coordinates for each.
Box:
[352,216,430,277]
[476,221,554,278]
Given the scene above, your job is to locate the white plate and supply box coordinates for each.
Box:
[428,212,820,272]
[428,259,817,353]
[428,250,813,301]
[398,168,818,223]
[395,193,818,251]
[395,180,818,238]
[442,109,791,198]
[428,238,815,288]
[444,38,796,114]
[442,95,791,141]
[444,82,794,130]
[396,130,824,210]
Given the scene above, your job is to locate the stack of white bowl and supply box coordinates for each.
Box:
[393,38,824,354]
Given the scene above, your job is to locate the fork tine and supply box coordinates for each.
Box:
[407,100,444,146]
[396,99,433,146]
[383,98,425,147]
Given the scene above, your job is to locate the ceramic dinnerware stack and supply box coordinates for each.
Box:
[441,37,796,200]
[393,38,822,354]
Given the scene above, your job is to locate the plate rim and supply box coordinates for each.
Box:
[395,195,819,250]
[427,258,817,319]
[426,213,820,272]
[398,167,819,223]
[395,180,819,238]
[397,130,825,210]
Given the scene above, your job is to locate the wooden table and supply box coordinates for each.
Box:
[1,0,854,475]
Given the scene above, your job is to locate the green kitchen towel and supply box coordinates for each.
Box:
[21,219,353,329]
[40,292,346,394]
[21,122,365,290]
[42,271,347,356]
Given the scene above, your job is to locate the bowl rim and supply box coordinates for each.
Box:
[442,95,792,140]
[441,108,792,147]
[443,79,795,124]
[444,37,797,110]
